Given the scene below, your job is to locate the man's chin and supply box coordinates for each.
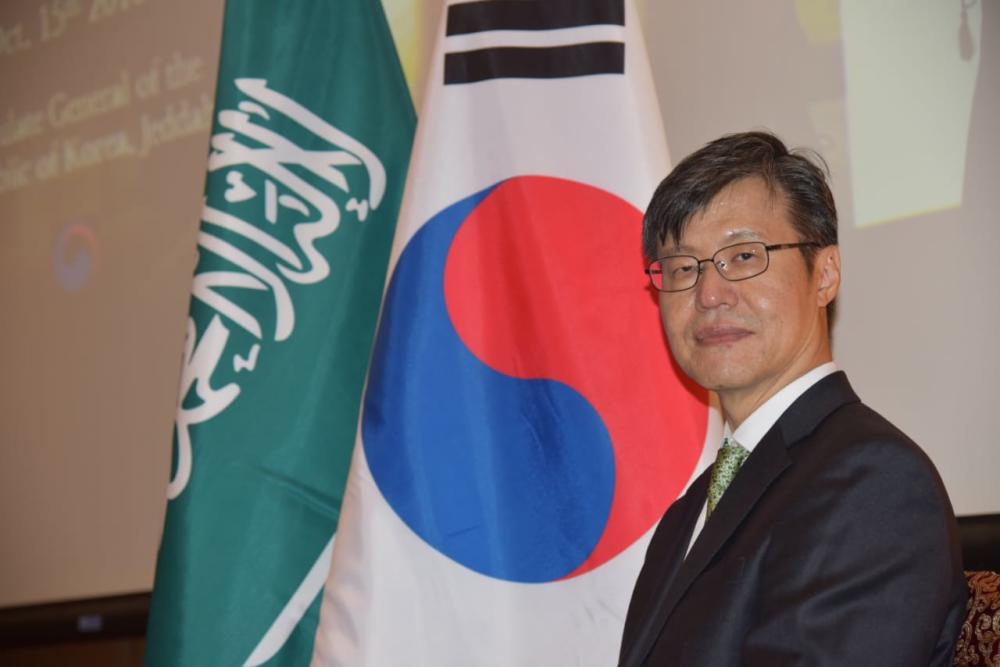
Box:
[682,364,751,395]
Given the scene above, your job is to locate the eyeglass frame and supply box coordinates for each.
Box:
[645,241,820,293]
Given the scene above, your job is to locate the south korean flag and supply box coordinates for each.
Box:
[313,2,716,665]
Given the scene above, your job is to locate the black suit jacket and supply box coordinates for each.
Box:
[619,372,967,666]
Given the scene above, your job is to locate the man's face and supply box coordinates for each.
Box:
[657,177,839,418]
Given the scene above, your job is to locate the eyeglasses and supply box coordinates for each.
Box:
[646,241,819,292]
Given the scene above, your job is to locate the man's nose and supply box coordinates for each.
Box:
[694,261,737,311]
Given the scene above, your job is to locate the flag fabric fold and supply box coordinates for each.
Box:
[146,1,414,664]
[313,1,713,665]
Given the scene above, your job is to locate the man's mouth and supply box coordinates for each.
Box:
[694,325,753,346]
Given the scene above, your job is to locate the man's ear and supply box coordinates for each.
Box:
[816,245,841,307]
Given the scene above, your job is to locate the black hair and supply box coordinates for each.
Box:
[643,131,837,265]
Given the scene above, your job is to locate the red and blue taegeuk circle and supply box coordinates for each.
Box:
[363,176,707,582]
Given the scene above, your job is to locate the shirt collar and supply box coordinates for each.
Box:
[723,361,838,453]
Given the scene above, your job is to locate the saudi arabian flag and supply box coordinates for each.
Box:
[145,1,415,664]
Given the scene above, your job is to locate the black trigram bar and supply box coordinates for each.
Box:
[446,0,625,36]
[445,42,625,84]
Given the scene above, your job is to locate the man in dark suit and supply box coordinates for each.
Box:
[619,132,967,666]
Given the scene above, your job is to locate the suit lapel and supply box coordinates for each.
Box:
[653,471,712,596]
[621,372,860,667]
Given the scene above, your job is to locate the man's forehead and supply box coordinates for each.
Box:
[659,178,789,254]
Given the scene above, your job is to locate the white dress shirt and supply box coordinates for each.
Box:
[683,362,838,558]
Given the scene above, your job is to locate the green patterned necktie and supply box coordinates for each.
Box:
[707,437,750,516]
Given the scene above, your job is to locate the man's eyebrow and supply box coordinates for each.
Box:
[660,229,765,256]
[660,243,695,255]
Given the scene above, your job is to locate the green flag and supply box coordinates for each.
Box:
[145,1,414,664]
